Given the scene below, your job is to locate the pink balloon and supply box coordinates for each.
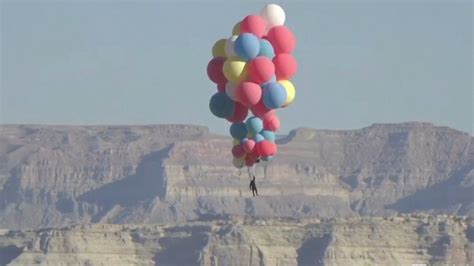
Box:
[248,56,275,85]
[242,139,256,153]
[217,83,226,93]
[250,100,275,119]
[240,15,266,38]
[263,114,280,131]
[257,140,277,157]
[227,102,249,123]
[236,82,262,107]
[266,26,296,54]
[207,57,227,85]
[273,53,297,80]
[232,145,246,158]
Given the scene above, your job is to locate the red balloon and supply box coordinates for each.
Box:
[272,143,278,155]
[250,100,275,119]
[248,56,275,85]
[227,102,248,123]
[236,82,262,107]
[273,53,297,80]
[207,57,227,85]
[257,140,277,157]
[266,26,296,54]
[242,139,256,153]
[217,83,226,92]
[251,146,261,157]
[245,156,255,167]
[232,145,246,158]
[247,150,260,161]
[263,114,280,131]
[240,15,266,38]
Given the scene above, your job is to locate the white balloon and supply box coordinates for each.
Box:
[232,157,245,168]
[260,4,286,29]
[225,81,238,101]
[224,35,238,57]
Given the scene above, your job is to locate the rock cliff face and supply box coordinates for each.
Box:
[0,215,472,265]
[0,123,473,229]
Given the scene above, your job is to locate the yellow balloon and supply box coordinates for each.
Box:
[278,80,296,107]
[223,57,247,83]
[232,138,240,145]
[212,39,227,58]
[232,22,241,35]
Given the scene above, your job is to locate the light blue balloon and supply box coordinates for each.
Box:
[260,130,276,142]
[262,82,287,109]
[245,116,264,135]
[254,134,265,143]
[234,33,260,61]
[230,122,248,139]
[262,156,273,162]
[209,92,235,118]
[258,39,275,59]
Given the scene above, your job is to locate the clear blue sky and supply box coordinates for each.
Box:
[1,0,472,135]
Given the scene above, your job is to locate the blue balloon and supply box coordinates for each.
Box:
[245,116,264,135]
[262,156,273,162]
[254,133,264,143]
[230,122,248,140]
[209,92,235,118]
[260,130,276,142]
[261,75,276,87]
[234,33,260,61]
[258,39,275,59]
[262,82,287,109]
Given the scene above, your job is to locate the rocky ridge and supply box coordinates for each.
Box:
[0,215,472,265]
[0,123,472,230]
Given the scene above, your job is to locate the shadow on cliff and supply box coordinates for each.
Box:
[0,245,23,265]
[153,229,210,266]
[427,235,452,264]
[0,165,25,209]
[77,146,172,209]
[297,233,333,266]
[386,165,474,214]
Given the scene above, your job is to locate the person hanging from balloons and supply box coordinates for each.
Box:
[249,175,258,197]
[246,163,259,196]
[206,3,297,196]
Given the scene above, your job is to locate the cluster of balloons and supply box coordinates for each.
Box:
[207,4,297,169]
